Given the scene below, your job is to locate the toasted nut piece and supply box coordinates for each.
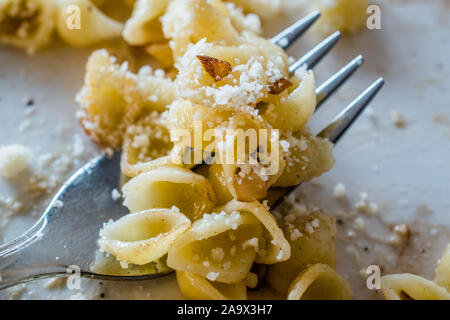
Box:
[196,55,232,81]
[269,78,293,95]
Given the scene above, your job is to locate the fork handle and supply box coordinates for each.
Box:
[0,217,66,290]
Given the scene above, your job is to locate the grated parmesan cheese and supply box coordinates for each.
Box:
[0,144,32,178]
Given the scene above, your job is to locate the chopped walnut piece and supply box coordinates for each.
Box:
[196,55,232,81]
[269,78,293,95]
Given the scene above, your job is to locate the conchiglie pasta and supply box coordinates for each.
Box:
[176,271,247,300]
[90,249,172,276]
[208,164,234,205]
[381,274,450,300]
[145,42,174,68]
[274,130,335,187]
[56,0,123,47]
[209,113,285,202]
[167,211,262,283]
[98,208,191,265]
[122,0,168,45]
[228,0,281,20]
[287,264,353,300]
[221,200,290,264]
[435,244,450,291]
[267,209,336,294]
[263,69,316,133]
[161,0,239,58]
[122,166,217,221]
[120,112,174,177]
[138,69,178,113]
[175,37,289,112]
[310,0,368,35]
[91,0,135,22]
[216,1,262,35]
[77,49,144,148]
[165,100,233,164]
[0,0,56,54]
[77,49,177,148]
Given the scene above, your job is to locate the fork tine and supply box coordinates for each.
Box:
[289,31,341,73]
[271,11,321,50]
[318,78,385,143]
[315,55,364,109]
[269,78,385,210]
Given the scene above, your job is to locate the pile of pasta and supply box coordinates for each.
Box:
[3,0,447,302]
[0,0,368,55]
[72,0,355,300]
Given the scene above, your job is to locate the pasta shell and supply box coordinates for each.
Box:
[287,263,353,300]
[56,0,123,47]
[120,113,174,178]
[263,70,316,133]
[267,209,336,294]
[221,200,291,264]
[381,274,450,300]
[176,271,247,300]
[122,0,168,45]
[435,244,450,291]
[98,207,191,265]
[167,210,262,284]
[0,0,56,54]
[122,166,217,221]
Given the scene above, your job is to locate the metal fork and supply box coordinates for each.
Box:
[0,11,384,290]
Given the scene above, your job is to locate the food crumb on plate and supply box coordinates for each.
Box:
[0,144,32,178]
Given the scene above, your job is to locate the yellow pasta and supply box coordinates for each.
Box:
[98,207,191,265]
[287,264,353,300]
[90,250,172,276]
[167,210,262,283]
[208,164,234,205]
[263,68,317,133]
[435,244,450,291]
[91,0,136,22]
[176,271,247,300]
[62,0,351,301]
[267,209,336,294]
[221,200,290,264]
[145,42,174,68]
[381,243,450,300]
[56,0,123,47]
[120,112,174,177]
[122,0,168,45]
[381,274,450,300]
[274,130,335,187]
[77,49,177,148]
[0,0,56,54]
[77,49,144,148]
[122,166,216,221]
[175,36,289,113]
[310,0,368,35]
[161,0,239,58]
[228,0,281,20]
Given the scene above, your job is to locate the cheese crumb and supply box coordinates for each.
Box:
[54,200,64,208]
[206,272,219,281]
[333,182,346,200]
[111,188,122,201]
[242,237,259,251]
[390,110,406,128]
[0,144,32,178]
[210,247,225,261]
